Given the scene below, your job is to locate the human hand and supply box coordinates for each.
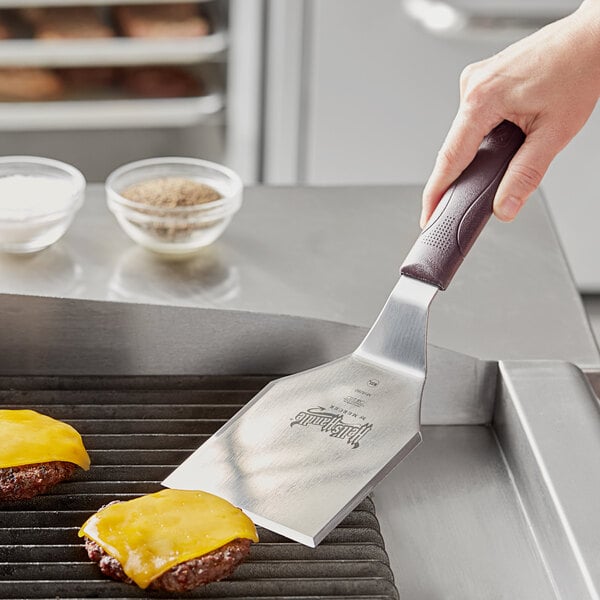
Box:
[421,0,600,227]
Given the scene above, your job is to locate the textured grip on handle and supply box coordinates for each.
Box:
[400,120,525,290]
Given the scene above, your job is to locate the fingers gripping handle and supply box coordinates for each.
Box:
[401,121,525,290]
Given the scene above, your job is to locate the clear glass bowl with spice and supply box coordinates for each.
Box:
[106,157,243,255]
[0,156,85,254]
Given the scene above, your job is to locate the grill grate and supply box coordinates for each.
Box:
[0,376,399,600]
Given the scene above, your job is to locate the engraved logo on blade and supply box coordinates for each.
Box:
[290,407,373,449]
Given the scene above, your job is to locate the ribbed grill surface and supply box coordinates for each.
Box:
[0,376,399,600]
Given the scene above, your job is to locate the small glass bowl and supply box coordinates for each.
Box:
[0,156,85,254]
[106,157,243,255]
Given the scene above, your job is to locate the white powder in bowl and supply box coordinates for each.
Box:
[0,175,77,220]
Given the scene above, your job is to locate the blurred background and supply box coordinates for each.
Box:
[1,0,600,304]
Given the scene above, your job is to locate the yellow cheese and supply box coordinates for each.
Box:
[79,489,259,589]
[0,409,90,470]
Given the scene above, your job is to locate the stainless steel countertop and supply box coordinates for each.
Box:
[1,184,598,599]
[0,184,597,367]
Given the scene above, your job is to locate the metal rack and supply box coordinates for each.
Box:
[0,31,226,67]
[0,93,223,130]
[0,0,213,5]
[0,0,226,130]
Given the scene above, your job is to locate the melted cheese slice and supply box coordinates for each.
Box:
[79,489,259,588]
[0,409,90,470]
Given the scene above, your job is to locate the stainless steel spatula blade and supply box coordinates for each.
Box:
[163,121,525,545]
[163,276,436,546]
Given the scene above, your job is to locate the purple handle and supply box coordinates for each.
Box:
[400,120,525,290]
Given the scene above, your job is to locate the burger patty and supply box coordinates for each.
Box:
[84,536,252,592]
[0,461,77,501]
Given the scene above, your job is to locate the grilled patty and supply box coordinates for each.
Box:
[0,461,77,501]
[84,536,252,592]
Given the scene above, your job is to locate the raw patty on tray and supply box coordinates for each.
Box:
[26,6,114,39]
[121,66,203,98]
[0,68,64,101]
[0,12,13,39]
[57,66,116,89]
[113,3,210,38]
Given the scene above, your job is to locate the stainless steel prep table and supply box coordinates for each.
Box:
[1,185,599,599]
[0,184,597,367]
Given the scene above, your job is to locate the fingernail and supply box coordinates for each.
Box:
[496,196,522,221]
[419,211,427,229]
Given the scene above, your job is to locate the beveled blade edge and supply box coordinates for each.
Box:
[163,429,423,547]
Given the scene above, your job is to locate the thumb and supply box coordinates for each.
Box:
[493,132,556,221]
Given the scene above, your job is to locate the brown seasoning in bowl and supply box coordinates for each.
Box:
[121,177,221,207]
[120,177,223,243]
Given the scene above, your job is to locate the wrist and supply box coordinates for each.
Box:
[574,0,600,39]
[579,0,600,12]
[568,2,600,97]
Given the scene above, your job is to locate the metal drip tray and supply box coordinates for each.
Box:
[373,359,600,600]
[0,375,398,599]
